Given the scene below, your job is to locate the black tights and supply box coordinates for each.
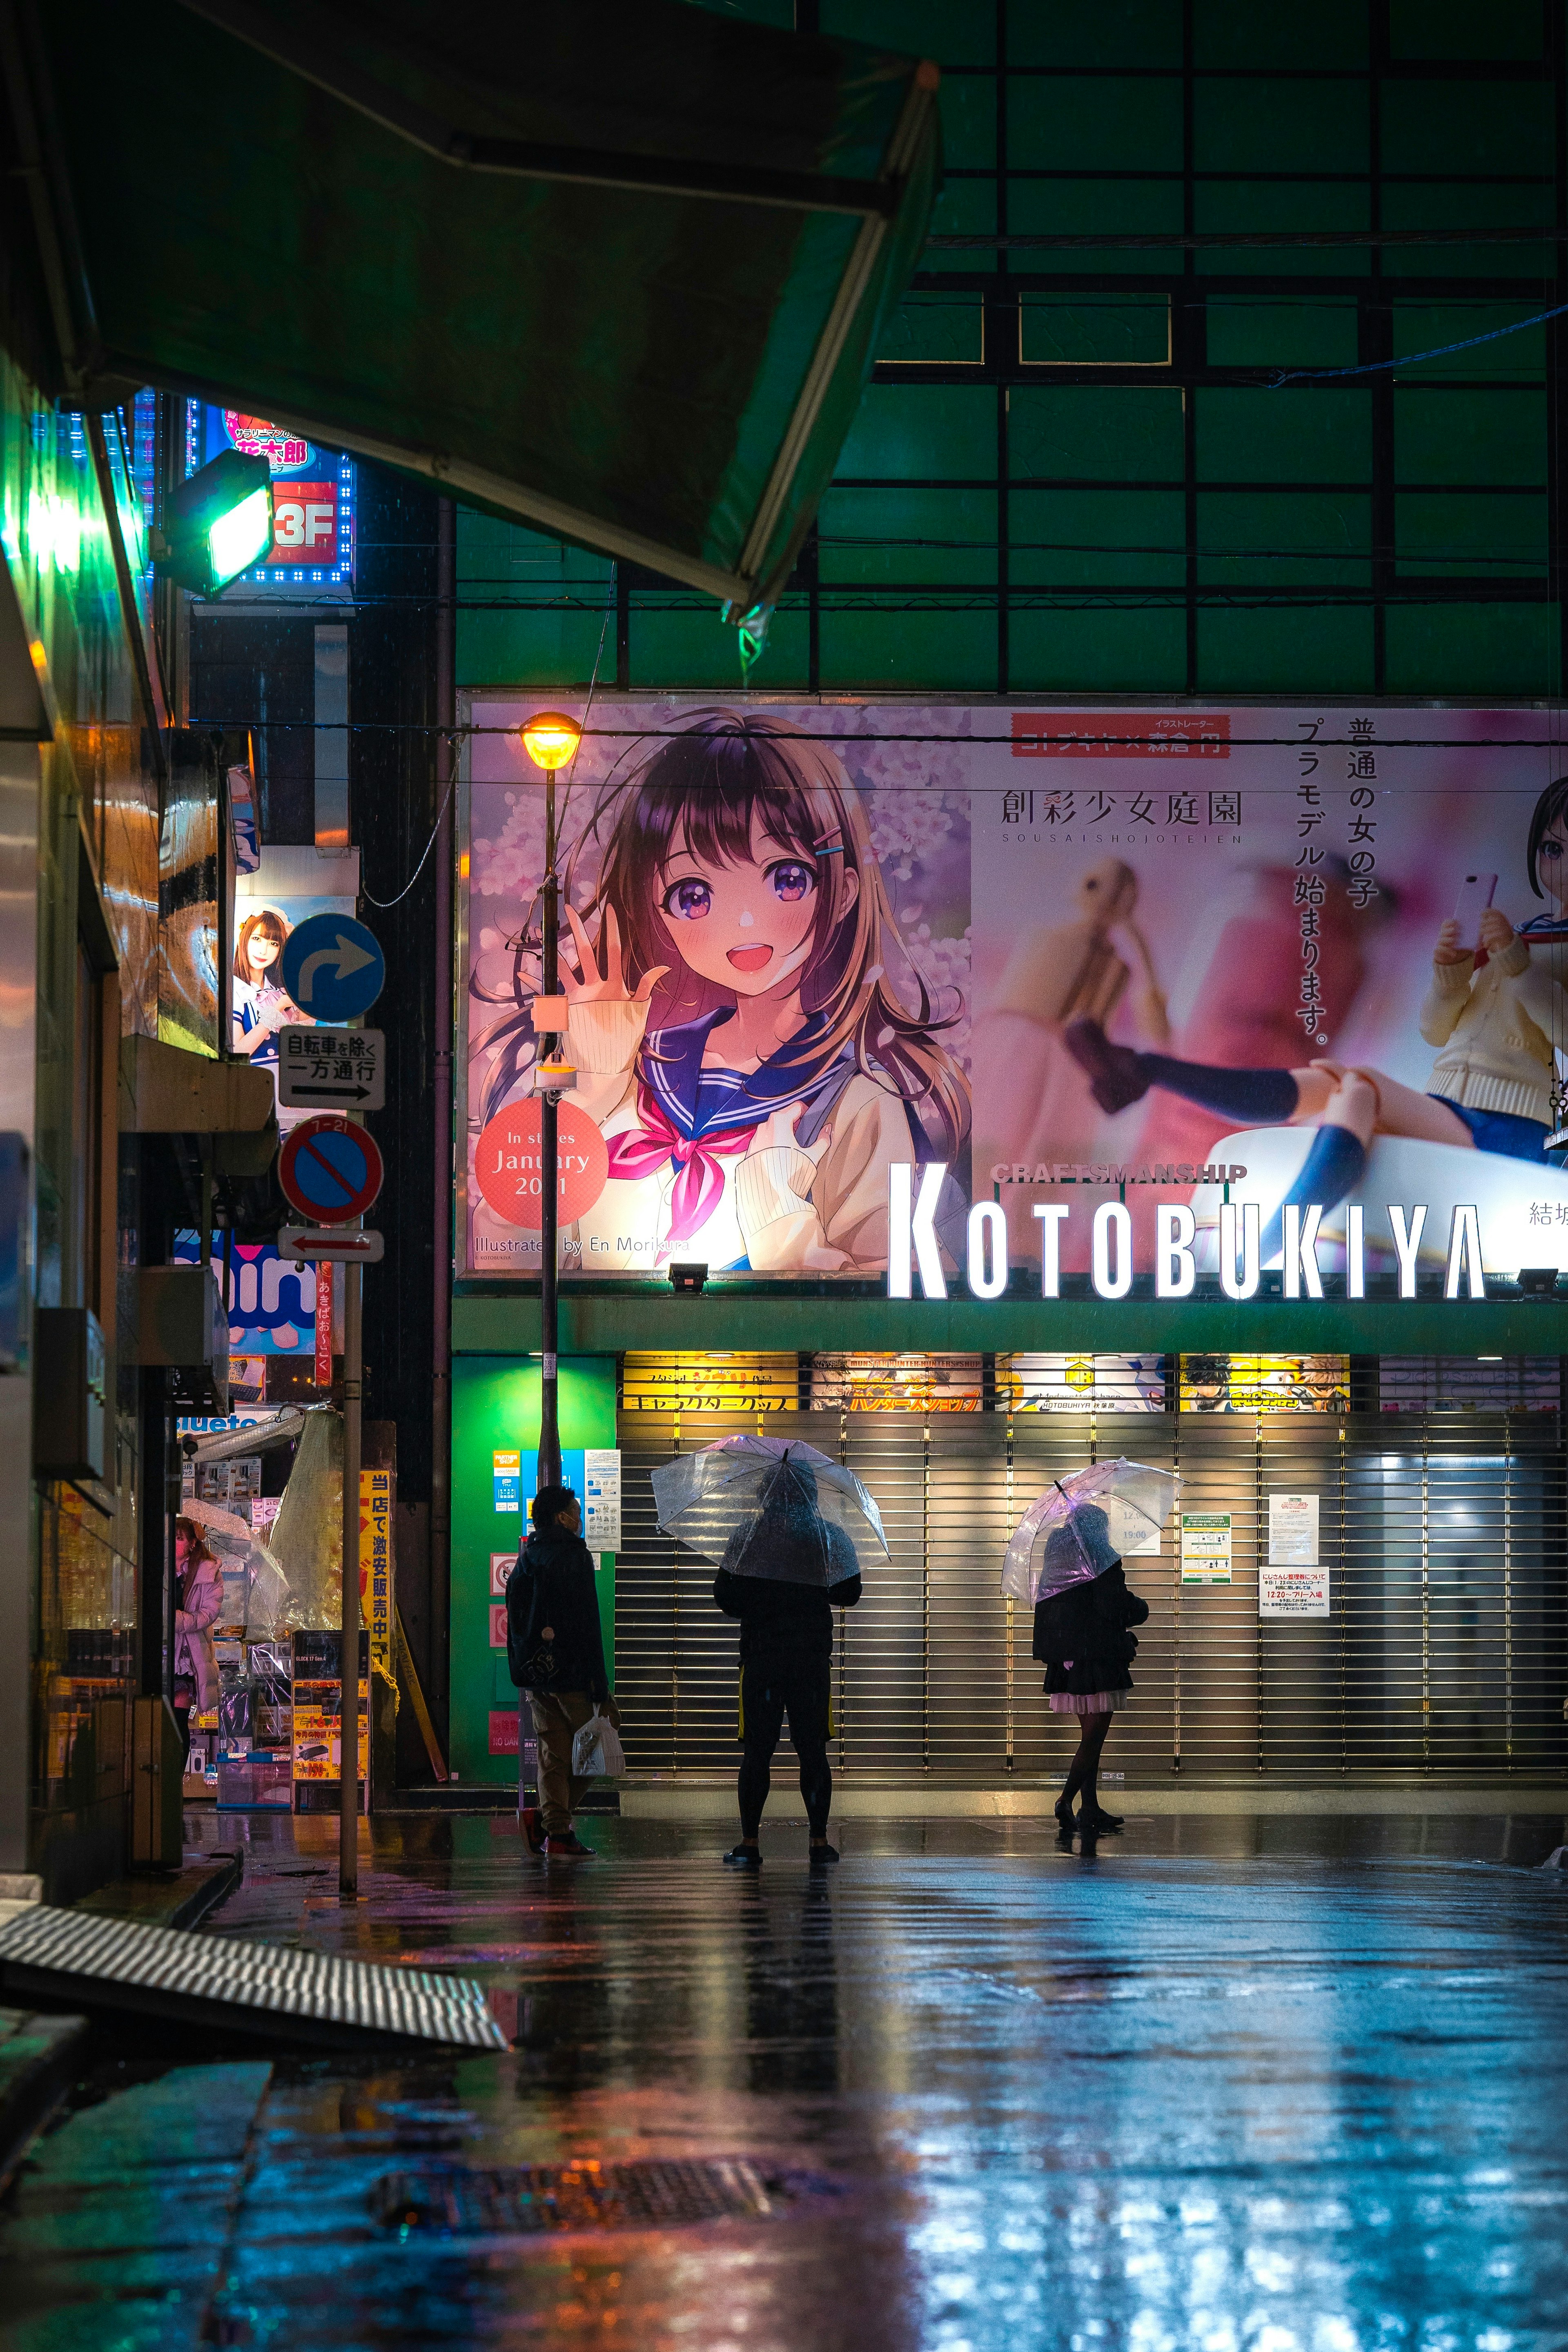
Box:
[1061,1711,1114,1812]
[738,1744,832,1841]
[737,1659,833,1840]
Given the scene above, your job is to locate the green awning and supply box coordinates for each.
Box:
[18,0,940,612]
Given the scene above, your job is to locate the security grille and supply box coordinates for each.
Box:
[615,1364,1568,1783]
[0,1907,508,2048]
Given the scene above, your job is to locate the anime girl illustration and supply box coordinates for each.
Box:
[1064,773,1568,1241]
[542,711,969,1272]
[232,909,298,1067]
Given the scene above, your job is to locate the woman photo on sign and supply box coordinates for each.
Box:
[546,711,971,1274]
[232,909,299,1067]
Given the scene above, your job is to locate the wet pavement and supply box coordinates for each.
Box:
[2,1805,1568,2350]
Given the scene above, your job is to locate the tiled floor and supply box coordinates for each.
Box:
[2,1806,1566,2349]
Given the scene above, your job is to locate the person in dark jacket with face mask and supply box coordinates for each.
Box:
[1031,1503,1149,1840]
[506,1484,619,1856]
[712,1457,862,1870]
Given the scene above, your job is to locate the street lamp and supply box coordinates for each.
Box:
[519,710,581,1488]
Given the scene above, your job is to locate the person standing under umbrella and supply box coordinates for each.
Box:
[713,1458,862,1869]
[1031,1503,1149,1839]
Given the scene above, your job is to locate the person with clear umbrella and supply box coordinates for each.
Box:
[1001,1462,1174,1845]
[653,1435,884,1870]
[712,1454,862,1870]
[1031,1503,1149,1840]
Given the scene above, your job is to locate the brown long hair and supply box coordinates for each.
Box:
[566,711,969,1155]
[235,908,287,983]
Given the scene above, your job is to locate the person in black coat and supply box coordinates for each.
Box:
[1031,1503,1149,1839]
[506,1484,619,1856]
[712,1458,862,1869]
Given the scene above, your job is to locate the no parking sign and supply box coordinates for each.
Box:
[278,1116,384,1225]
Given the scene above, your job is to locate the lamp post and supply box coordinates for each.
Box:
[519,713,581,1490]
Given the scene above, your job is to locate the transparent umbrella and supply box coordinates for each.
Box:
[1000,1459,1179,1606]
[650,1434,887,1587]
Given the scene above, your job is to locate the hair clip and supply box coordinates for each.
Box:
[814,831,844,854]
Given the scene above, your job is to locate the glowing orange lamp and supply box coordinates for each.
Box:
[520,712,581,773]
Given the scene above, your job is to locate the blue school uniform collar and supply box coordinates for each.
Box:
[641,1009,855,1143]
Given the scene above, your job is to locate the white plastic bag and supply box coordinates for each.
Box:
[572,1710,625,1779]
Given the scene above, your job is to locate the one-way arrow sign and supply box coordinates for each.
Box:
[277,1027,385,1111]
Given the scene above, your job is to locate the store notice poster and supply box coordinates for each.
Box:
[1180,1512,1233,1584]
[1260,1564,1332,1619]
[1269,1492,1320,1563]
[462,701,1568,1283]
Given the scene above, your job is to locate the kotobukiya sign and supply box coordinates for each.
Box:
[887,1163,1494,1301]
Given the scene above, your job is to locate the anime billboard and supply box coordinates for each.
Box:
[459,701,1568,1285]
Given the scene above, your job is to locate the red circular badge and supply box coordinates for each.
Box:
[474,1099,609,1230]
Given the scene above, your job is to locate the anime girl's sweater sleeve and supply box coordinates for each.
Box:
[1507,934,1568,1049]
[565,998,646,1124]
[1419,951,1476,1047]
[734,1079,911,1271]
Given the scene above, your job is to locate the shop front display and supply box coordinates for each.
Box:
[609,1351,1566,1785]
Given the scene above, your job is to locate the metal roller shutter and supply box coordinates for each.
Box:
[615,1364,1568,1784]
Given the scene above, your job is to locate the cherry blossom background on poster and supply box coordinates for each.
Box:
[460,699,973,1278]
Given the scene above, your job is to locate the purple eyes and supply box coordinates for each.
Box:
[662,878,713,920]
[660,860,817,918]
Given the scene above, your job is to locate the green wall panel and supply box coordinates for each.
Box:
[1006,178,1184,274]
[450,1355,618,1785]
[1008,75,1183,172]
[454,5,1568,717]
[1388,0,1541,56]
[1197,490,1372,587]
[1380,78,1553,175]
[1384,602,1561,697]
[1394,492,1547,577]
[1019,294,1172,367]
[1009,604,1186,692]
[1196,605,1374,694]
[880,292,987,365]
[1009,0,1182,69]
[1392,302,1548,381]
[1193,0,1366,67]
[1196,389,1371,483]
[1377,182,1554,278]
[835,384,997,479]
[1010,488,1185,588]
[817,487,998,585]
[818,605,998,689]
[1193,77,1369,175]
[1394,388,1546,486]
[1204,298,1360,370]
[1009,387,1185,482]
[1195,181,1372,276]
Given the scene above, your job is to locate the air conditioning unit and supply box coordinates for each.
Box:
[135,1267,229,1412]
[33,1307,108,1481]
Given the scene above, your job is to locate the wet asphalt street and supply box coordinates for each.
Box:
[2,1808,1567,2352]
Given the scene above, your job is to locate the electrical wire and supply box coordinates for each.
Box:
[1271,298,1568,387]
[361,757,459,909]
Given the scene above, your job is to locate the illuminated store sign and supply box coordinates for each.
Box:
[183,401,354,595]
[888,1164,1493,1301]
